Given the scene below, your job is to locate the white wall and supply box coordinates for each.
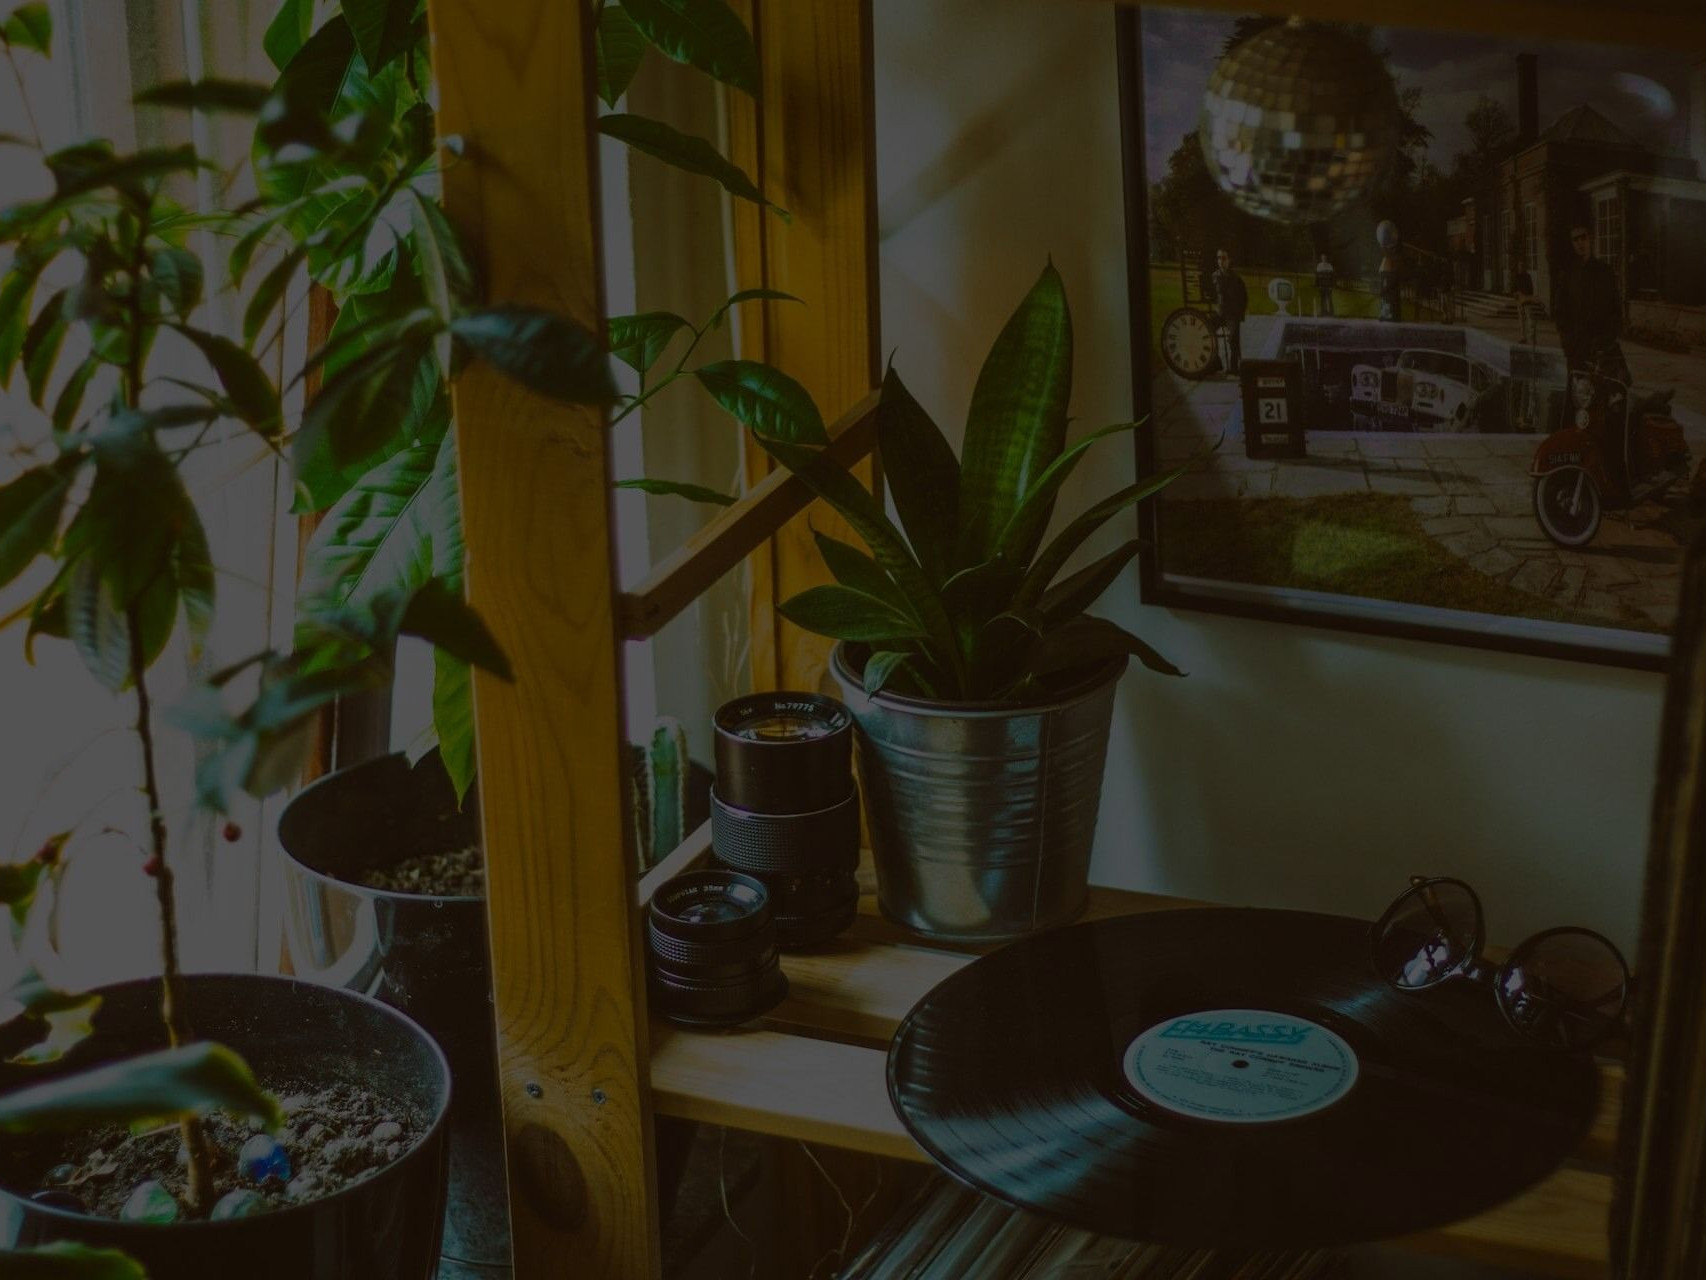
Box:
[874,0,1661,953]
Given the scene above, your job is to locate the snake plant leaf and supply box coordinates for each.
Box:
[755,438,963,694]
[777,586,927,643]
[1026,614,1183,680]
[694,360,826,444]
[0,456,78,589]
[813,530,915,620]
[1013,451,1204,611]
[597,4,648,107]
[1038,538,1142,626]
[993,419,1143,570]
[955,262,1072,568]
[0,1242,148,1279]
[0,1042,283,1134]
[861,649,915,697]
[0,4,51,55]
[620,0,759,96]
[608,311,690,375]
[876,365,960,587]
[615,477,735,506]
[451,306,614,406]
[597,115,784,216]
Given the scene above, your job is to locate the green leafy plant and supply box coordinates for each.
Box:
[712,262,1205,702]
[0,4,605,1242]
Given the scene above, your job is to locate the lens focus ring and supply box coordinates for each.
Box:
[711,787,861,874]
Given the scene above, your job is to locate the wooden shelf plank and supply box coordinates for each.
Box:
[616,391,879,641]
[650,1023,919,1162]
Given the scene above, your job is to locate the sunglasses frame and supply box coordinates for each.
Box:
[1370,875,1630,1051]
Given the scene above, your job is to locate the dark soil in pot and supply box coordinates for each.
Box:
[278,749,711,1273]
[0,975,450,1279]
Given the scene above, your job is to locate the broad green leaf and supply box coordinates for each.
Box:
[172,503,215,652]
[608,311,689,375]
[64,558,133,691]
[407,191,473,353]
[51,358,97,433]
[21,288,66,406]
[706,288,800,331]
[451,307,613,405]
[993,419,1143,569]
[615,478,735,506]
[8,987,101,1066]
[432,649,474,802]
[876,365,959,587]
[401,579,510,680]
[296,333,435,469]
[777,585,927,644]
[0,254,47,388]
[242,245,305,347]
[0,3,50,55]
[0,457,77,588]
[343,0,416,74]
[263,0,314,70]
[23,583,67,661]
[694,359,824,444]
[0,1041,282,1133]
[597,4,647,107]
[1025,614,1183,681]
[758,437,962,694]
[862,649,913,696]
[149,247,203,315]
[272,12,358,119]
[136,78,270,114]
[0,840,63,927]
[597,115,782,215]
[814,530,914,620]
[1013,446,1210,610]
[175,326,282,437]
[621,0,758,95]
[0,1242,146,1279]
[1037,538,1141,625]
[956,262,1072,568]
[298,409,450,612]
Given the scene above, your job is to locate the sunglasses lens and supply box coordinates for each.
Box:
[1497,930,1626,1050]
[1373,881,1478,989]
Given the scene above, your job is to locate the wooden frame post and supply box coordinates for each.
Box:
[425,3,659,1276]
[729,0,881,693]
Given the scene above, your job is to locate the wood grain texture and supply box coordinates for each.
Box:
[424,2,658,1275]
[617,391,879,640]
[1094,0,1706,47]
[729,0,880,694]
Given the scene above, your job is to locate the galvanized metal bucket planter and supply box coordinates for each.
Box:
[830,643,1125,941]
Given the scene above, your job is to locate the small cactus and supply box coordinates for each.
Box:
[629,717,691,869]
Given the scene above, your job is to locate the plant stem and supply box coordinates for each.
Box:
[127,605,216,1217]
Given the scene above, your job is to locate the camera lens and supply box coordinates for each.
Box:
[646,871,787,1027]
[711,693,861,947]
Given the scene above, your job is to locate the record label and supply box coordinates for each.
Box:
[1121,1008,1359,1123]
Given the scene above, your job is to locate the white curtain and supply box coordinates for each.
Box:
[0,0,296,1002]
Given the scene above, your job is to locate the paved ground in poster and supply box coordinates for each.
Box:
[1151,312,1706,634]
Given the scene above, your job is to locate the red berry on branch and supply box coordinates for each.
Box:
[221,821,242,843]
[142,855,161,877]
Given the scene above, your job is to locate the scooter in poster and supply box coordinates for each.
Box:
[1529,354,1706,548]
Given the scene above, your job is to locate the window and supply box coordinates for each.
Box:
[1595,192,1623,269]
[1522,203,1537,273]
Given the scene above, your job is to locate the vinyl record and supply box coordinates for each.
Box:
[887,908,1599,1249]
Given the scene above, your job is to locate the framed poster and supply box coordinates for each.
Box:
[1117,7,1706,668]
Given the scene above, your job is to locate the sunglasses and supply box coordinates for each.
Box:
[1369,876,1629,1051]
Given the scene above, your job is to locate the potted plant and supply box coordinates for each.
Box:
[0,9,607,1273]
[738,264,1202,940]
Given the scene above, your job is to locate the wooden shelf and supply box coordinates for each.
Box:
[647,883,1619,1278]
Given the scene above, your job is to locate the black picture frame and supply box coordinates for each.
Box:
[1116,7,1698,672]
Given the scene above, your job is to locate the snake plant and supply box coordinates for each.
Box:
[749,263,1199,702]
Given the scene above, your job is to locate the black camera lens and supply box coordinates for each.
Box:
[646,871,787,1027]
[714,693,853,814]
[711,693,861,948]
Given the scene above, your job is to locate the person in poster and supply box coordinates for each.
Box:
[1211,247,1248,375]
[1314,251,1336,317]
[1553,220,1630,385]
